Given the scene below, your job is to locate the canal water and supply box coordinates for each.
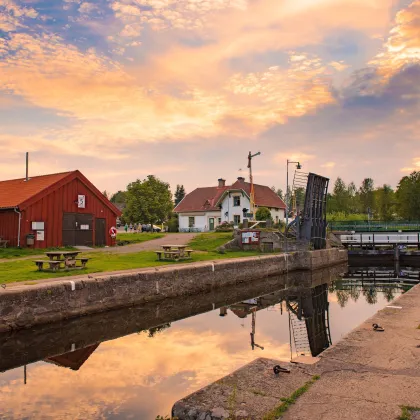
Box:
[0,266,414,419]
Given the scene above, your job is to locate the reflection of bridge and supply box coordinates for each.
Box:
[222,283,332,358]
[287,284,331,357]
[346,266,420,284]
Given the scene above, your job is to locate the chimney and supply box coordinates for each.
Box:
[218,178,226,188]
[25,152,29,182]
[237,176,245,183]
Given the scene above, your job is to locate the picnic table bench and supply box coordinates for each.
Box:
[0,238,8,248]
[34,251,90,272]
[155,245,194,261]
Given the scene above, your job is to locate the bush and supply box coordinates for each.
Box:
[166,214,179,232]
[216,221,234,232]
[256,206,273,221]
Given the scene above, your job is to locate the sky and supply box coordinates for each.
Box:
[0,0,419,195]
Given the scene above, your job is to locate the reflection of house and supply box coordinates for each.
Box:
[44,344,99,371]
[174,177,286,232]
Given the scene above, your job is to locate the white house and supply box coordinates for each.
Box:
[174,177,286,232]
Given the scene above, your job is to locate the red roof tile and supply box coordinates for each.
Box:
[174,179,286,213]
[0,170,121,216]
[0,172,72,209]
[174,186,229,212]
[231,180,286,209]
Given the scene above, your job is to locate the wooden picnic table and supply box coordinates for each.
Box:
[45,251,80,261]
[156,245,194,261]
[161,244,187,256]
[34,250,90,272]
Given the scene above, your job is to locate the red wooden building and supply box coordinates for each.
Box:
[0,170,121,248]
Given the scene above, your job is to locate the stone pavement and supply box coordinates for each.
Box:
[283,283,420,420]
[173,283,420,419]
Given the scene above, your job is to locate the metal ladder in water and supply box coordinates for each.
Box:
[288,301,311,357]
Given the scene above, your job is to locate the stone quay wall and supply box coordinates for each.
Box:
[0,249,347,333]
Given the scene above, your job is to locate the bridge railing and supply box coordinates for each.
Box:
[329,220,420,232]
[340,232,420,245]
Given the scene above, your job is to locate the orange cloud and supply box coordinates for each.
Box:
[0,324,291,418]
[369,0,420,82]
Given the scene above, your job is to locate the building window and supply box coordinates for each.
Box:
[233,196,241,207]
[188,217,195,227]
[234,215,241,225]
[218,218,221,224]
[276,216,279,223]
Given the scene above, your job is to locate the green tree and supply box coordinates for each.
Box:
[102,190,109,199]
[124,175,173,224]
[174,184,186,206]
[271,186,283,199]
[331,177,349,213]
[359,178,375,215]
[256,206,272,221]
[166,212,179,232]
[375,184,395,220]
[396,172,420,220]
[110,190,127,204]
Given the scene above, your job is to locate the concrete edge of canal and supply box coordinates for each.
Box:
[172,282,420,420]
[0,249,347,332]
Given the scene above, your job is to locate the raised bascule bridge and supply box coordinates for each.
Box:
[284,171,330,251]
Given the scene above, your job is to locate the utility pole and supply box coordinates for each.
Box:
[247,151,261,219]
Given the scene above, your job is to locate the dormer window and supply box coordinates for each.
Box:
[233,196,241,207]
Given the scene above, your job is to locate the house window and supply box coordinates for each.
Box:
[276,216,279,223]
[233,196,241,207]
[188,217,195,227]
[218,218,221,224]
[234,215,241,225]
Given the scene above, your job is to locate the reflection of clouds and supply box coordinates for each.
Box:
[0,322,290,419]
[0,288,405,418]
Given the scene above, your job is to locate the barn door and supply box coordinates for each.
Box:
[95,218,106,246]
[62,213,93,246]
[62,213,76,246]
[75,213,93,246]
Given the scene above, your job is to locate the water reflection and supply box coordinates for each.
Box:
[0,265,415,419]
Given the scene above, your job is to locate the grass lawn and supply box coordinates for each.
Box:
[116,232,165,245]
[0,231,266,284]
[0,249,260,284]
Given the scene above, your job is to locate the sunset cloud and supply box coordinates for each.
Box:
[0,0,418,193]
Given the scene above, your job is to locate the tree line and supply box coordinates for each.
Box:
[327,172,420,221]
[105,170,420,227]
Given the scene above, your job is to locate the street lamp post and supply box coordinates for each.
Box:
[285,160,302,229]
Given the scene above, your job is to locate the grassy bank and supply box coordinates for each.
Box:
[187,232,233,251]
[0,249,260,284]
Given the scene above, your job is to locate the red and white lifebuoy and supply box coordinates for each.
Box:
[109,226,117,238]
